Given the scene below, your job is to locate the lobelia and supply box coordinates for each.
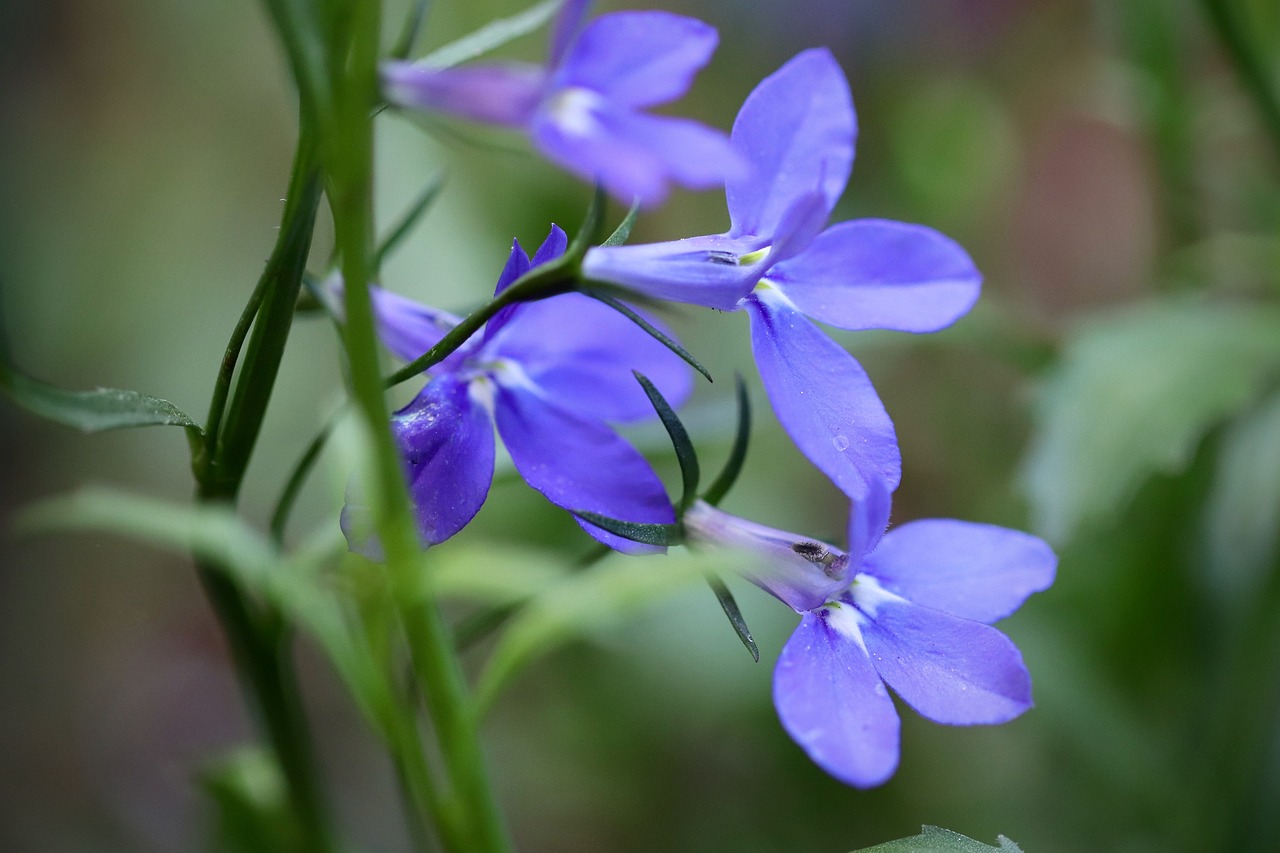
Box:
[583,48,983,503]
[381,2,744,206]
[340,225,691,556]
[683,485,1056,788]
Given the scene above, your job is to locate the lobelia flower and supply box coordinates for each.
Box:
[683,486,1055,787]
[342,225,691,555]
[583,49,982,502]
[381,2,743,206]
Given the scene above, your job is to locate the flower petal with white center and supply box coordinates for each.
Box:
[773,609,901,788]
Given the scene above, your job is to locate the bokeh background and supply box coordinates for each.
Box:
[3,0,1280,850]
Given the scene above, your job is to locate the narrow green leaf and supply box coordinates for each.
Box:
[1201,390,1280,603]
[706,574,758,662]
[0,368,199,433]
[586,291,712,382]
[417,0,563,68]
[475,553,707,712]
[572,511,683,546]
[633,370,700,512]
[851,826,1023,853]
[1021,299,1280,543]
[389,0,433,60]
[702,374,752,506]
[567,183,607,260]
[602,201,641,247]
[16,487,277,581]
[374,172,446,270]
[270,411,339,543]
[0,300,199,434]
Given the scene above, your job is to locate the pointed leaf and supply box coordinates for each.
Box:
[571,511,683,546]
[1022,299,1280,542]
[475,552,710,712]
[584,291,711,382]
[706,574,758,661]
[634,370,699,511]
[851,825,1022,853]
[389,0,433,60]
[374,172,447,269]
[602,201,642,247]
[417,0,564,69]
[701,373,751,506]
[1,369,200,433]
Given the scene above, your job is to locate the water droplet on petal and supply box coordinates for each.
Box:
[832,434,850,452]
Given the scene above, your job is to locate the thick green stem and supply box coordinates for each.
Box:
[325,3,510,850]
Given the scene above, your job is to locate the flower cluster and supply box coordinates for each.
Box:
[365,2,1054,790]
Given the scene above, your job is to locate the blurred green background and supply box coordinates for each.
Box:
[3,0,1280,850]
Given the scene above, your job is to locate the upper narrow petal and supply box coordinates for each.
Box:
[381,62,546,127]
[769,220,981,332]
[582,234,764,310]
[548,0,593,67]
[555,11,719,107]
[727,49,855,239]
[846,476,893,566]
[863,520,1056,623]
[746,292,901,499]
[393,376,496,545]
[484,227,562,343]
[493,382,674,553]
[486,292,692,421]
[773,610,901,788]
[857,592,1033,725]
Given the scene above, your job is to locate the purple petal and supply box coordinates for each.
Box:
[531,99,739,206]
[683,501,851,613]
[856,590,1033,725]
[727,49,855,239]
[770,220,981,332]
[485,226,566,342]
[393,375,496,545]
[746,292,901,500]
[528,224,569,268]
[493,382,674,553]
[757,189,830,269]
[846,476,893,566]
[486,292,692,421]
[773,611,901,788]
[381,62,546,127]
[366,285,467,367]
[582,234,762,310]
[548,0,593,67]
[491,238,533,296]
[863,520,1056,623]
[555,11,718,107]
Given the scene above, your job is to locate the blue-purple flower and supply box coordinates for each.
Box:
[381,3,741,206]
[583,49,982,501]
[684,489,1055,787]
[345,226,691,554]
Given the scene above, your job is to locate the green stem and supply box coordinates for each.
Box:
[1202,0,1280,162]
[325,3,510,850]
[384,258,576,386]
[199,569,335,853]
[193,132,337,852]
